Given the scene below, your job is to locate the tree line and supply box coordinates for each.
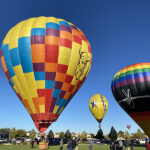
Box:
[96,127,147,141]
[0,127,147,141]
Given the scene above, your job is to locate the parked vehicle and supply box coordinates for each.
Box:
[25,137,31,142]
[138,139,145,144]
[0,138,4,143]
[93,140,101,145]
[3,139,8,143]
[16,137,24,144]
[16,140,22,144]
[11,138,16,143]
[131,139,140,145]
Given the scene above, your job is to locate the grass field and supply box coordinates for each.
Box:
[0,144,145,150]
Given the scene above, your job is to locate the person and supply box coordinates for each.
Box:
[71,137,77,150]
[75,137,79,150]
[145,138,150,150]
[110,140,115,150]
[124,138,130,150]
[67,139,71,150]
[89,139,94,150]
[31,139,34,148]
[115,140,119,150]
[37,139,39,145]
[118,139,123,150]
[130,140,134,150]
[60,138,63,150]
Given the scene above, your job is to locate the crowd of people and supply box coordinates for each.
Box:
[30,136,150,150]
[60,137,78,150]
[110,138,132,150]
[110,138,150,150]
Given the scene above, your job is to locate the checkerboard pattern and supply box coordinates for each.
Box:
[0,17,92,133]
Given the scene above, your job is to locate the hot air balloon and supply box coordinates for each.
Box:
[127,124,131,130]
[89,94,108,128]
[111,63,150,137]
[0,17,92,133]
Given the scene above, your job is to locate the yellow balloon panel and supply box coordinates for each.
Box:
[89,94,108,123]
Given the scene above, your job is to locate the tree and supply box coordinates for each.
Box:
[118,130,124,138]
[48,130,54,139]
[29,129,36,140]
[0,128,10,134]
[59,132,65,138]
[15,129,26,138]
[95,128,104,140]
[9,128,16,139]
[78,133,81,139]
[124,131,130,139]
[109,126,117,141]
[65,130,71,139]
[81,131,87,139]
[0,128,10,139]
[131,129,147,139]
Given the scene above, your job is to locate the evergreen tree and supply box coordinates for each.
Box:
[48,130,54,139]
[65,130,71,139]
[95,128,104,140]
[109,126,117,141]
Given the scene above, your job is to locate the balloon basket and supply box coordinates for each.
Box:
[39,142,48,150]
[99,124,101,128]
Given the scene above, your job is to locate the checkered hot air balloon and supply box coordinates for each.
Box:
[111,63,150,137]
[0,17,92,133]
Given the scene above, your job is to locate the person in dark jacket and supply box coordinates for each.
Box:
[31,139,34,148]
[115,140,119,150]
[124,138,130,150]
[71,137,77,150]
[110,140,115,150]
[130,140,134,150]
[67,139,71,150]
[75,137,79,150]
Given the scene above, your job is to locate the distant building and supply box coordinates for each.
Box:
[54,133,59,138]
[26,132,30,137]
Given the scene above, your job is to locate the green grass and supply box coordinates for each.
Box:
[0,144,145,150]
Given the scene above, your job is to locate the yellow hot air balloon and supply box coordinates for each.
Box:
[0,17,92,133]
[89,94,108,128]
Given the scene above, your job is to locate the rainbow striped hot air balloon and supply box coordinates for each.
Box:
[0,17,92,133]
[111,63,150,137]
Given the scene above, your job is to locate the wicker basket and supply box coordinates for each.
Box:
[39,142,48,150]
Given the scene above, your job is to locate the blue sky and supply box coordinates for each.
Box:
[1,0,150,134]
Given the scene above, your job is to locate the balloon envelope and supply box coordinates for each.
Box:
[0,17,92,133]
[127,124,131,129]
[89,94,108,125]
[111,63,150,136]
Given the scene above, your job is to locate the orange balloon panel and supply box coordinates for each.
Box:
[0,17,92,133]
